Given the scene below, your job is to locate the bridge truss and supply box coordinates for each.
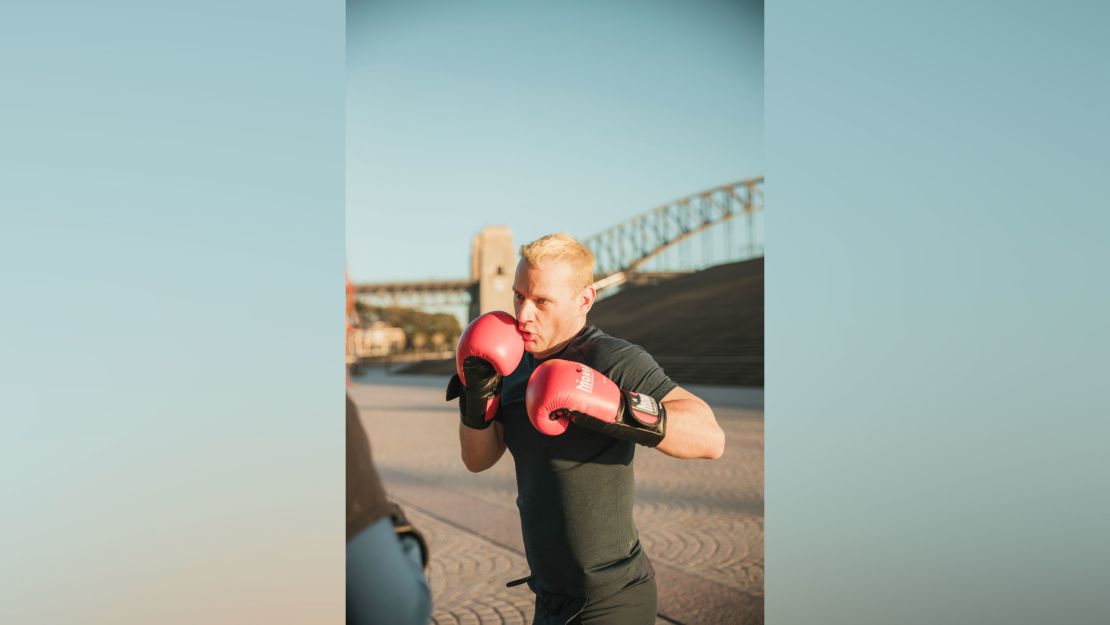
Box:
[354,279,474,310]
[585,177,763,291]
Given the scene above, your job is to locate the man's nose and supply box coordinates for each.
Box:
[516,300,535,323]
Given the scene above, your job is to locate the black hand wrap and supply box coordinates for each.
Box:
[445,356,502,429]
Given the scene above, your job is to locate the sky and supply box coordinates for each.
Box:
[346,0,763,283]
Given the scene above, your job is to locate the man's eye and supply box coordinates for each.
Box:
[514,292,524,301]
[537,299,548,306]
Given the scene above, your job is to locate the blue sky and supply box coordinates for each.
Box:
[347,0,763,283]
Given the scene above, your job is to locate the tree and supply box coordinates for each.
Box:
[359,305,461,351]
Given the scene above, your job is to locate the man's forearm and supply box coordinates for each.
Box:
[655,397,725,460]
[459,422,505,472]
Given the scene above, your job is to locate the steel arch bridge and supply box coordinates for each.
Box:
[586,177,763,291]
[353,176,764,309]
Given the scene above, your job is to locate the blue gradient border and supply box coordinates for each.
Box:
[0,1,345,623]
[766,2,1110,624]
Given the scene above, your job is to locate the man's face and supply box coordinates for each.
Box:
[513,259,592,358]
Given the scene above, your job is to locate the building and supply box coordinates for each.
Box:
[348,321,407,358]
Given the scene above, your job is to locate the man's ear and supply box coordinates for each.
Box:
[580,285,597,313]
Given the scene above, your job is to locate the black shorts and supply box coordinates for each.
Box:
[531,575,658,625]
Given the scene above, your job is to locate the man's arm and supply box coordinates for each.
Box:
[655,385,725,460]
[525,359,724,458]
[446,311,523,472]
[459,420,506,472]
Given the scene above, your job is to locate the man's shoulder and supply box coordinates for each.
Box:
[573,325,678,399]
[571,326,652,372]
[575,325,632,349]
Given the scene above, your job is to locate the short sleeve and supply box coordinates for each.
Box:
[590,338,678,401]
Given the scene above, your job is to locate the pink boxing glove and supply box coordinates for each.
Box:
[445,311,525,429]
[525,359,666,446]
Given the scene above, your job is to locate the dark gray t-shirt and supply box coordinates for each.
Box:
[496,325,677,598]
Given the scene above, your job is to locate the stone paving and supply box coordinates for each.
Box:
[350,368,763,625]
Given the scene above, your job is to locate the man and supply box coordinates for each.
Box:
[447,233,725,624]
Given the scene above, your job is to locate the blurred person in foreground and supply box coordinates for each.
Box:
[347,393,431,624]
[446,233,725,624]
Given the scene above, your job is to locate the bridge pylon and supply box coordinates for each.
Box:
[468,226,516,320]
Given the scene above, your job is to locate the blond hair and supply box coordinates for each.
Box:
[520,233,595,289]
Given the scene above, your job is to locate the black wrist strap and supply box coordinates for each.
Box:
[458,393,494,429]
[621,390,665,427]
[567,396,666,447]
[446,374,499,428]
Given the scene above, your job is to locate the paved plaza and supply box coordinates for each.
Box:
[350,368,764,625]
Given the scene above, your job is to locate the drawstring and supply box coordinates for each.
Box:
[506,575,532,588]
